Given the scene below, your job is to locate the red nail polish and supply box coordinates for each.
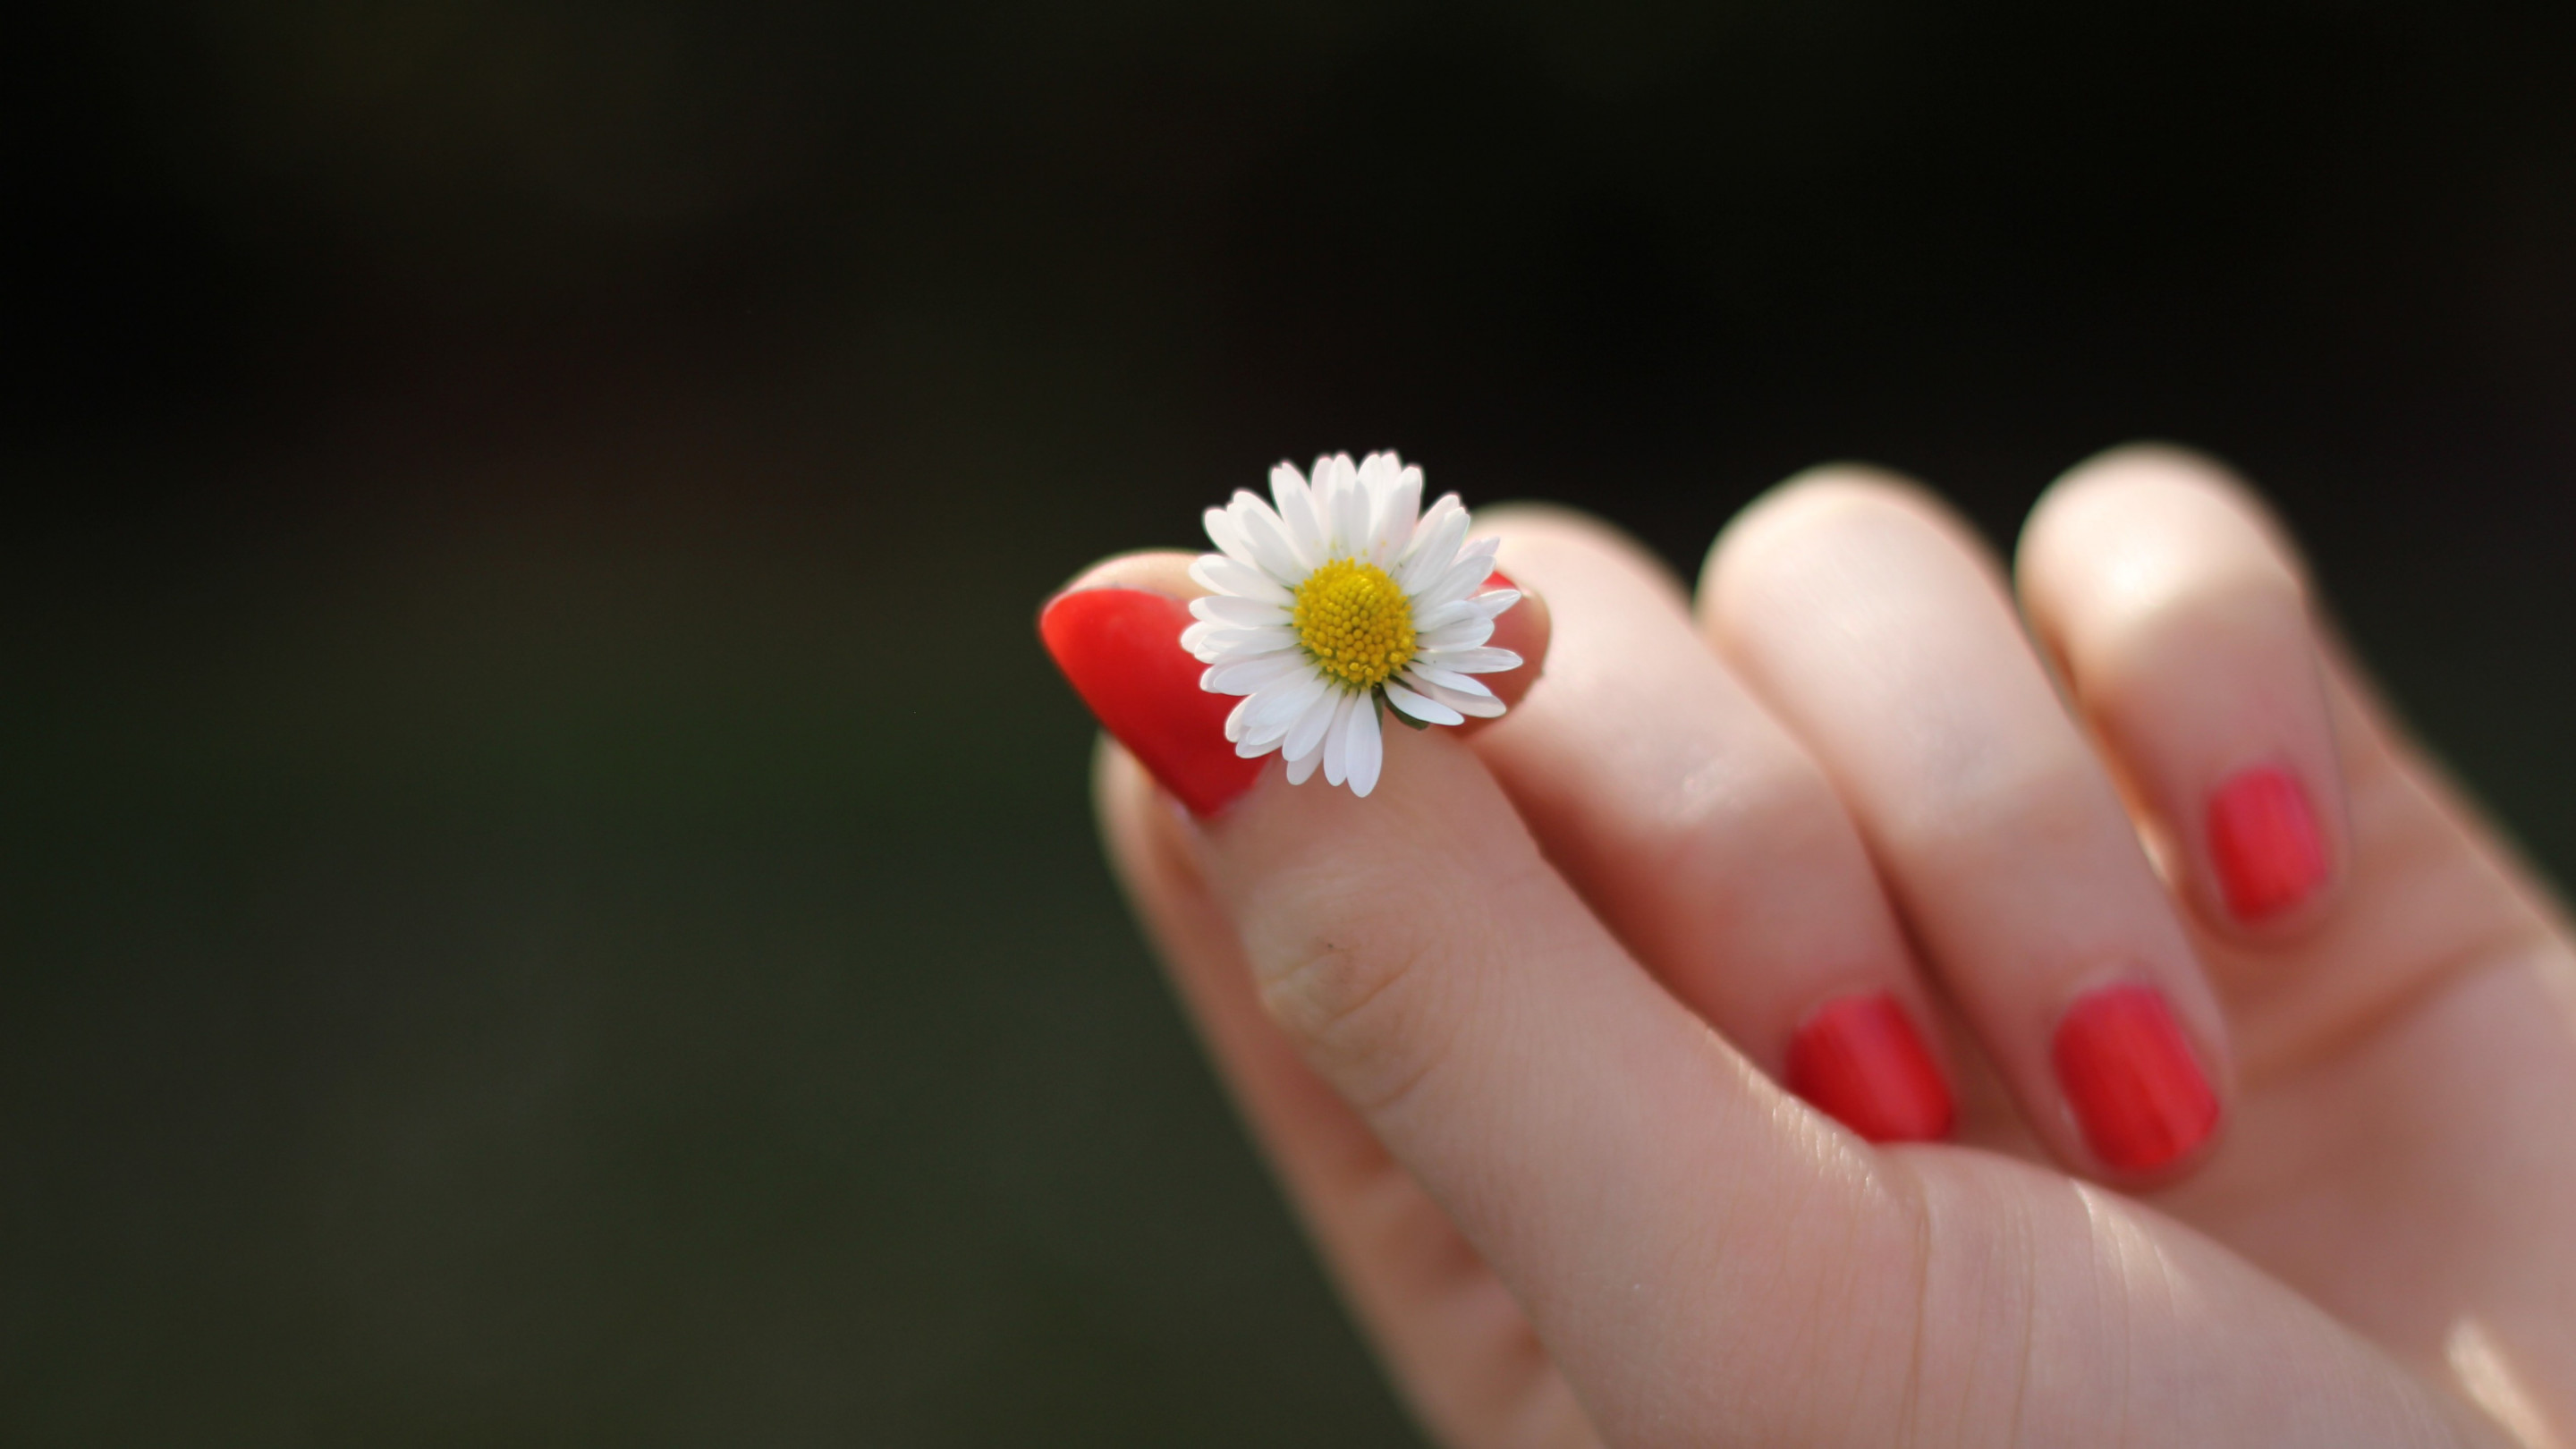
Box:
[2052,984,2219,1173]
[1785,992,1955,1143]
[1483,568,1516,591]
[2207,765,2328,921]
[1040,587,1264,817]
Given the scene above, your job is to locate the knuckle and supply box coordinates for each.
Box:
[1656,755,1853,898]
[1876,748,2112,871]
[1249,879,1463,1114]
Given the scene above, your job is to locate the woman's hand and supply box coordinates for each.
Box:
[1041,446,2576,1447]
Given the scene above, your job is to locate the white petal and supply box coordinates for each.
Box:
[1383,679,1463,726]
[1236,721,1291,758]
[1344,695,1384,797]
[1180,619,1224,661]
[1202,650,1309,696]
[1191,594,1291,628]
[1237,723,1290,763]
[1321,690,1359,786]
[1439,533,1504,585]
[1283,682,1343,762]
[1191,554,1292,605]
[1401,492,1462,562]
[1411,587,1518,633]
[1355,453,1406,562]
[1284,736,1324,784]
[1203,505,1259,568]
[1419,678,1506,718]
[1223,693,1254,743]
[1245,670,1327,734]
[1234,674,1324,756]
[1405,662,1497,697]
[1402,493,1462,561]
[1229,491,1309,583]
[1398,496,1470,591]
[1408,597,1480,632]
[1237,688,1301,754]
[1428,645,1521,674]
[1414,617,1496,651]
[1271,462,1327,567]
[1369,462,1423,565]
[1322,453,1366,556]
[1193,624,1301,656]
[1417,538,1503,607]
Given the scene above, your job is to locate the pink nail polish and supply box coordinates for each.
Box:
[2207,765,2328,921]
[1040,587,1264,817]
[2052,984,2219,1173]
[1786,992,1955,1143]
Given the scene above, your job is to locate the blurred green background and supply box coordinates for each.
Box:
[5,2,2573,1443]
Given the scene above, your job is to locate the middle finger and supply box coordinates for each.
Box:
[1473,506,1957,1144]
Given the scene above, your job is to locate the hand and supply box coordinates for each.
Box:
[1040,446,2576,1447]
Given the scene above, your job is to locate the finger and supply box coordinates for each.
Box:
[1470,506,1956,1142]
[1038,552,1546,819]
[2018,445,2348,939]
[1702,470,2232,1182]
[1096,741,1599,1449]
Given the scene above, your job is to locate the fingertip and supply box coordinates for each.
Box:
[1041,557,1265,818]
[1706,464,1905,587]
[1041,548,1204,616]
[2021,445,2309,615]
[2044,442,2268,512]
[1701,462,2001,643]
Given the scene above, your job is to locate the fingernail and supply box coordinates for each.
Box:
[1040,586,1264,817]
[1483,568,1517,591]
[1785,991,1955,1143]
[2052,984,2219,1173]
[2207,765,2329,921]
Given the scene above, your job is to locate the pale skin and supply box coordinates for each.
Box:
[1072,446,2576,1447]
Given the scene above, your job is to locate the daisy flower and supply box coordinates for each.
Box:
[1182,451,1523,798]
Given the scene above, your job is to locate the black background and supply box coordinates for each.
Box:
[6,2,2573,1443]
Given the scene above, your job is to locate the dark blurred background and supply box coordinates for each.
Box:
[4,2,2572,1443]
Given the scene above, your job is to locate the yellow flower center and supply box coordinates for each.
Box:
[1293,557,1416,691]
